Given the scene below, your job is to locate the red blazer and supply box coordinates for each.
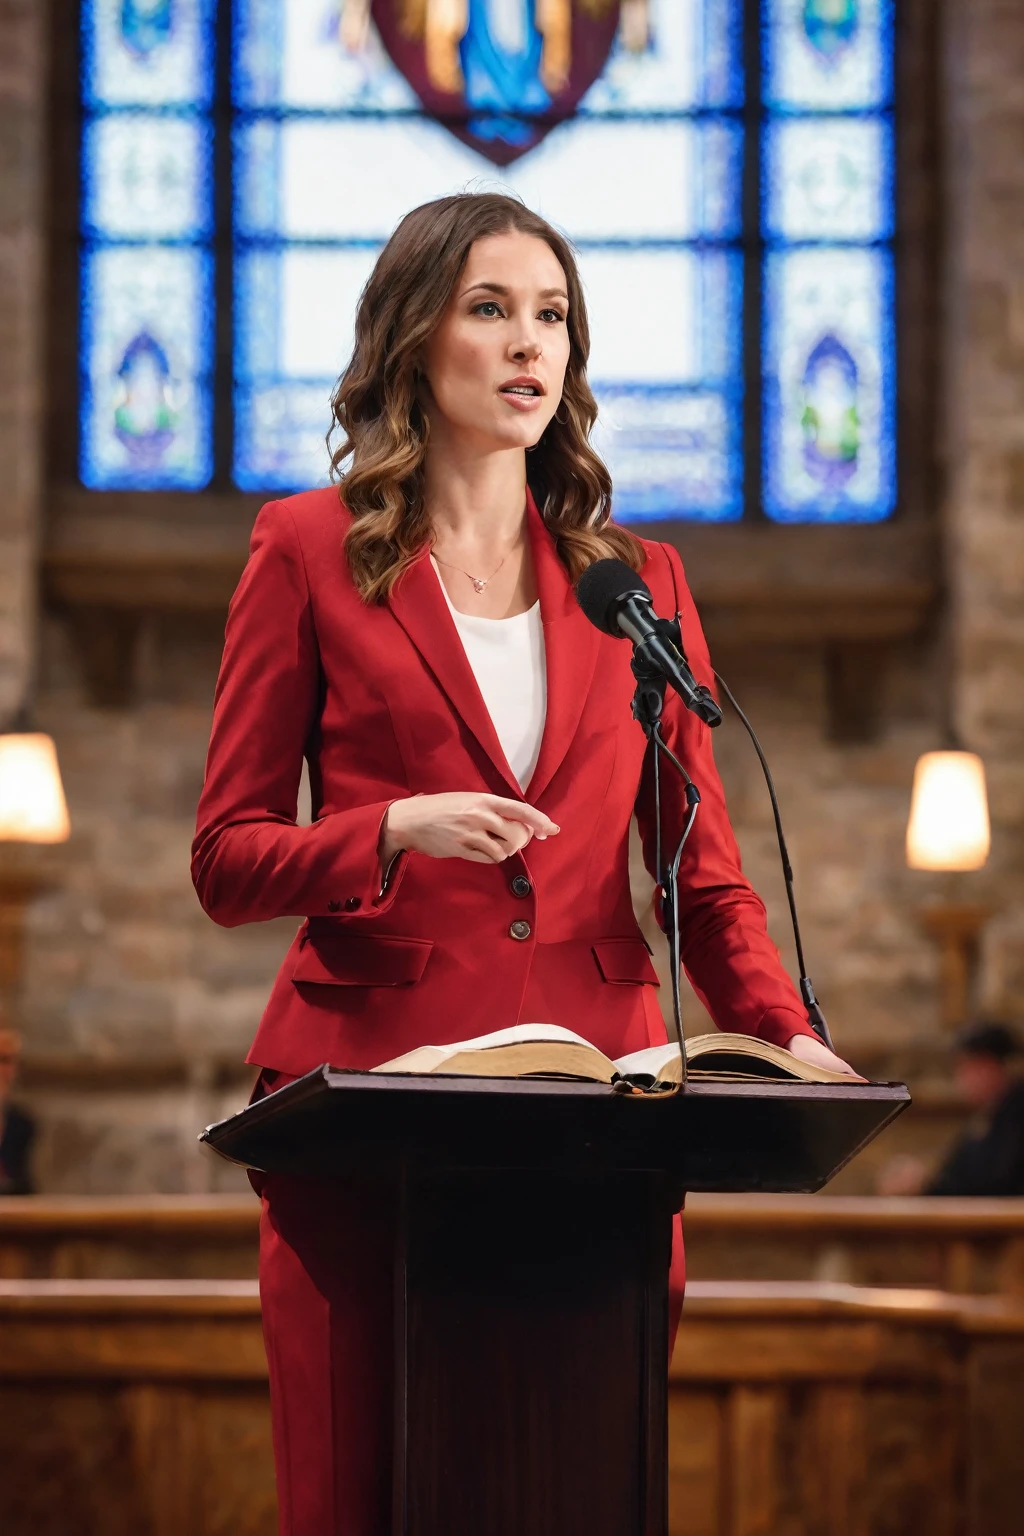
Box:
[192,487,816,1076]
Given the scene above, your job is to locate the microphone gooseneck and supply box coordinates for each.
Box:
[574,558,836,1061]
[576,559,709,1084]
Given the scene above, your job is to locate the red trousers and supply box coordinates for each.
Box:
[254,1166,686,1536]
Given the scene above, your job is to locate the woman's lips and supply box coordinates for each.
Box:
[498,387,544,412]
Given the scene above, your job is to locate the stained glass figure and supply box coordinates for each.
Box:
[763,0,891,112]
[119,0,175,60]
[113,332,178,467]
[83,0,214,107]
[802,0,859,62]
[801,335,860,489]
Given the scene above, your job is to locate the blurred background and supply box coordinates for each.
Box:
[2,5,1024,1534]
[2,0,1018,1196]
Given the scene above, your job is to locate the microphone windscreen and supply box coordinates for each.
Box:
[575,559,653,637]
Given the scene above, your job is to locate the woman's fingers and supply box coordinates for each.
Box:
[784,1032,863,1079]
[461,832,512,864]
[483,797,560,839]
[473,810,532,854]
[386,792,559,864]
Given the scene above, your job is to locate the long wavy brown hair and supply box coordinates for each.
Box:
[328,193,645,603]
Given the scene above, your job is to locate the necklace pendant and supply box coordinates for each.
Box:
[472,578,486,593]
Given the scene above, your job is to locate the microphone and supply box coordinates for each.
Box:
[575,560,723,728]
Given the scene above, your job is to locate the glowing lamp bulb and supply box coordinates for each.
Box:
[906,750,990,872]
[0,733,71,843]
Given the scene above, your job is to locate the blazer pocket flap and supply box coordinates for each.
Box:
[592,939,660,986]
[292,934,434,987]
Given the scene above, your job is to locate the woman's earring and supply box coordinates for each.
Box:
[554,403,570,426]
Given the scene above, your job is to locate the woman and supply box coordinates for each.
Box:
[193,192,854,1534]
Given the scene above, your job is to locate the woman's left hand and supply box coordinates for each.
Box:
[784,1032,864,1080]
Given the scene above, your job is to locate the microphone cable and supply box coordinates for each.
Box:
[713,673,836,1052]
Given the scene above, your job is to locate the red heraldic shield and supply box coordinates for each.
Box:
[371,0,622,166]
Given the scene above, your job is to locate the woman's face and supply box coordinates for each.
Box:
[420,231,572,453]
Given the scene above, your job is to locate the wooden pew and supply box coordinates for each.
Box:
[0,1196,259,1279]
[1,1278,1023,1536]
[0,1279,272,1536]
[683,1194,1024,1295]
[672,1282,1024,1536]
[4,1194,1024,1294]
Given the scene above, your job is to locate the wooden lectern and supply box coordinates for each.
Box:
[203,1071,908,1536]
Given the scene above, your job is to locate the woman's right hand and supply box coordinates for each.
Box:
[379,793,559,867]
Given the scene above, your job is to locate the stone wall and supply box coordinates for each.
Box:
[3,0,1024,1192]
[0,0,44,723]
[944,0,1024,1022]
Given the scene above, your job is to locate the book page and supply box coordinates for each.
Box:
[614,1042,682,1077]
[373,1022,604,1075]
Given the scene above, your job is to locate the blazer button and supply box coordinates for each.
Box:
[509,919,532,941]
[510,875,532,899]
[326,900,341,913]
[344,897,361,911]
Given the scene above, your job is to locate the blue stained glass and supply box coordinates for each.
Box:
[234,116,743,245]
[82,0,215,108]
[82,115,213,242]
[595,386,743,521]
[233,245,377,489]
[80,245,213,489]
[233,0,747,514]
[761,0,895,522]
[80,0,214,490]
[763,116,893,242]
[593,251,744,521]
[233,0,417,110]
[581,0,743,114]
[762,0,893,112]
[762,247,895,522]
[77,1,897,519]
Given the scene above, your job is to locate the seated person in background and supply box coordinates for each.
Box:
[0,1025,35,1196]
[878,1022,1024,1197]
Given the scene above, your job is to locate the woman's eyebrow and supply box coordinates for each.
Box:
[459,281,569,302]
[460,281,511,298]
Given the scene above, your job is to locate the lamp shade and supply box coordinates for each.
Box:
[906,750,990,872]
[0,733,71,843]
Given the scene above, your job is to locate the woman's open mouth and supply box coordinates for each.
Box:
[499,377,545,411]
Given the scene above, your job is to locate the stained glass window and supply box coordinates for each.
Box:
[80,0,214,489]
[78,0,898,522]
[761,0,896,522]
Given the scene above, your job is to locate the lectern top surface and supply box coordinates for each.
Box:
[201,1067,910,1194]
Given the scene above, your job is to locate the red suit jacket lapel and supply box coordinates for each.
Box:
[386,490,600,805]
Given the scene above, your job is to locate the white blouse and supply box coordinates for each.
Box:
[433,560,547,790]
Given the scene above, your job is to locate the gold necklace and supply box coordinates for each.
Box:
[433,534,523,594]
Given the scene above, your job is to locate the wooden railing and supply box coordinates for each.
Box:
[4,1193,1024,1293]
[1,1278,1023,1536]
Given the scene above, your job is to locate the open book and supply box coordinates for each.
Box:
[372,1023,857,1089]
